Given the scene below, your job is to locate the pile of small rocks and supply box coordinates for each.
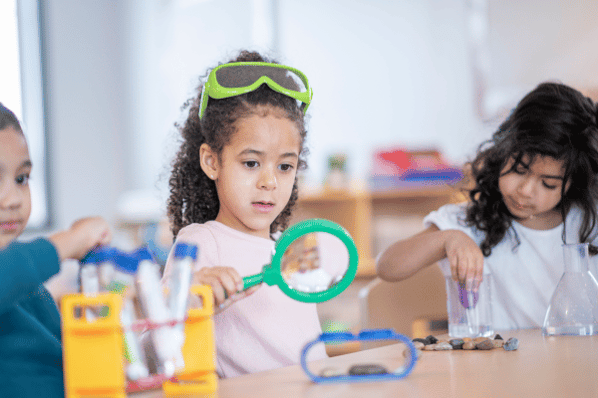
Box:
[406,334,519,356]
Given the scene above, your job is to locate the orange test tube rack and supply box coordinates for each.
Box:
[61,285,217,397]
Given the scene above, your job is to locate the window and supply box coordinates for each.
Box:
[0,0,48,229]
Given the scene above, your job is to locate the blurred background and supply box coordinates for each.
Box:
[3,0,598,342]
[0,0,598,233]
[2,0,596,234]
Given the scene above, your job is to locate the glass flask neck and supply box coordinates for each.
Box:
[562,243,591,273]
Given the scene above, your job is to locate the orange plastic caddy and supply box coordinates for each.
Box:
[61,285,217,397]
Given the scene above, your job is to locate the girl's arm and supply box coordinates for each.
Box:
[0,239,61,314]
[376,224,485,291]
[0,216,111,314]
[162,225,259,315]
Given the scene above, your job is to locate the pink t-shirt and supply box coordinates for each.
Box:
[162,221,327,378]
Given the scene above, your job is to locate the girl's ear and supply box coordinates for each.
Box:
[200,143,219,180]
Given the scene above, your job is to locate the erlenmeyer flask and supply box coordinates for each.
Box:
[542,243,598,336]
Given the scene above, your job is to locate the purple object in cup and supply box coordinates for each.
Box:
[458,283,479,309]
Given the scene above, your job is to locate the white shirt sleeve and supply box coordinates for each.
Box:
[423,202,483,244]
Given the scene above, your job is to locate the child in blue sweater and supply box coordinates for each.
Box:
[0,103,112,397]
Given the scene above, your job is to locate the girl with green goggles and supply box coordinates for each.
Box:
[167,51,325,378]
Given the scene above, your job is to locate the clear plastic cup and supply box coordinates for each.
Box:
[445,274,493,338]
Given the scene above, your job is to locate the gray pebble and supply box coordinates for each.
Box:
[476,339,495,350]
[492,339,505,348]
[412,341,425,350]
[434,342,453,350]
[348,364,388,375]
[503,337,519,351]
[425,335,439,345]
[449,338,465,349]
[462,341,477,350]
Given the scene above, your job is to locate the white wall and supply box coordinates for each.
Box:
[41,1,129,229]
[40,0,260,228]
[124,0,481,190]
[123,0,259,196]
[279,0,479,183]
[482,0,598,119]
[488,0,598,90]
[38,0,598,230]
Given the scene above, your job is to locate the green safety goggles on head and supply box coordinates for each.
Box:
[198,62,313,119]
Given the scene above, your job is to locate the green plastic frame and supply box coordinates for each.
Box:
[198,62,313,119]
[242,218,359,303]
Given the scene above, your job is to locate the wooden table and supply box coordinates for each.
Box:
[133,329,598,397]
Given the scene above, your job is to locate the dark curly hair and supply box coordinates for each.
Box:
[0,103,23,133]
[465,82,598,256]
[167,50,309,238]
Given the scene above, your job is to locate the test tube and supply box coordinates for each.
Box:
[100,249,138,295]
[89,247,150,380]
[80,247,114,321]
[167,244,198,332]
[80,263,100,321]
[135,248,181,377]
[112,249,150,380]
[121,297,150,380]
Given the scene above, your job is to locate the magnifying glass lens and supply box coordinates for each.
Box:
[280,232,350,293]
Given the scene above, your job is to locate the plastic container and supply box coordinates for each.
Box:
[542,243,598,336]
[62,285,217,397]
[445,272,493,338]
[81,246,150,380]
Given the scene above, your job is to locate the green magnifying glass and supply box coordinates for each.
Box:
[241,218,359,303]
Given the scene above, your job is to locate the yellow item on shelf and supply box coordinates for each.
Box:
[61,285,217,398]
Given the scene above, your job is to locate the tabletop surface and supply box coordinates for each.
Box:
[133,329,598,398]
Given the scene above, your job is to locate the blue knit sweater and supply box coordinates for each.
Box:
[0,238,63,397]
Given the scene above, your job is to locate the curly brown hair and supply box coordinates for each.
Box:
[167,50,309,239]
[464,82,598,256]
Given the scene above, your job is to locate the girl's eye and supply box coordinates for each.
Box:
[542,181,558,190]
[16,174,30,186]
[244,160,259,169]
[279,163,294,172]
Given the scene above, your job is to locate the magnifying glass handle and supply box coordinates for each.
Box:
[242,273,264,290]
[224,273,264,300]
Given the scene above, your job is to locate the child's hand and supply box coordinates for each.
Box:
[444,230,484,292]
[49,216,112,261]
[192,266,260,314]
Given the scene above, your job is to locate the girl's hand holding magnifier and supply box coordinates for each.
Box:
[190,219,358,314]
[192,266,261,314]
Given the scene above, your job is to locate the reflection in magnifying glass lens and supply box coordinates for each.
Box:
[280,232,350,293]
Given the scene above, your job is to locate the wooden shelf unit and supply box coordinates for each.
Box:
[291,184,464,278]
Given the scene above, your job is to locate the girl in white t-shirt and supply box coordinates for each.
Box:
[377,82,598,330]
[162,50,327,377]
